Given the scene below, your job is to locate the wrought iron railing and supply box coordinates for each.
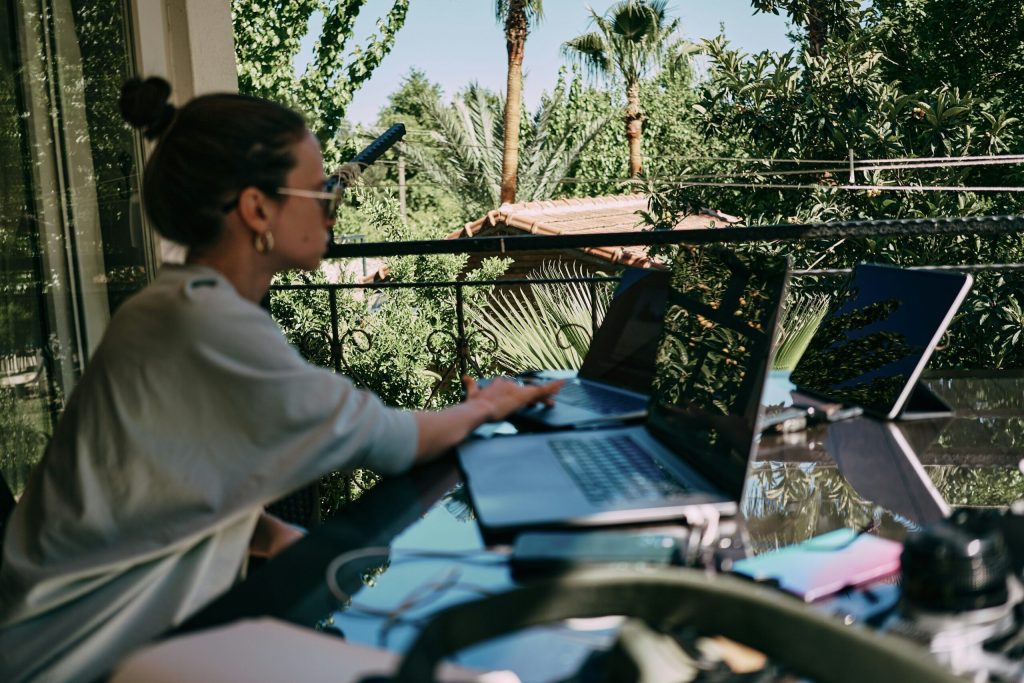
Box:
[269,214,1024,403]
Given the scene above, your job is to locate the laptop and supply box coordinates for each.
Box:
[790,264,973,420]
[458,247,791,530]
[511,268,671,430]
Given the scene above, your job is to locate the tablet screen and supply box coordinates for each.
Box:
[790,265,971,418]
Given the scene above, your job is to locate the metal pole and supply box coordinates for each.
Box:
[328,289,341,373]
[455,284,468,379]
[398,152,407,225]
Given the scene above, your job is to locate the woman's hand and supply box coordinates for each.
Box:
[412,376,563,464]
[461,375,562,422]
[249,511,306,559]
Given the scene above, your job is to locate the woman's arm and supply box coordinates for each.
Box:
[412,377,562,464]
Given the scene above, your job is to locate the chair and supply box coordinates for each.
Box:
[373,567,959,683]
[266,480,321,529]
[0,471,15,560]
[0,351,45,397]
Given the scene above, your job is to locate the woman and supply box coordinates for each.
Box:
[0,77,559,683]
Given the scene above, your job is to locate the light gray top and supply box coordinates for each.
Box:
[0,264,418,682]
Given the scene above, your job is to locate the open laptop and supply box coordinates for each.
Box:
[458,248,791,530]
[512,268,671,430]
[790,264,973,420]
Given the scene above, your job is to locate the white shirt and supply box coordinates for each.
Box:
[0,264,418,682]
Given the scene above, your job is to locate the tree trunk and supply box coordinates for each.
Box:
[500,4,528,205]
[625,81,644,178]
[806,3,826,57]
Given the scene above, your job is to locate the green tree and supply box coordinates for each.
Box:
[554,48,703,197]
[562,0,679,177]
[332,69,458,238]
[403,81,612,221]
[645,2,1024,368]
[495,0,544,204]
[750,0,860,56]
[872,0,1024,121]
[232,0,410,165]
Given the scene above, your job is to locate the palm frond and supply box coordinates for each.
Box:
[494,0,544,25]
[773,293,831,371]
[403,82,612,217]
[470,261,613,373]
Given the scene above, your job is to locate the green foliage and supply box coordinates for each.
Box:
[562,0,679,87]
[644,2,1024,368]
[493,0,544,25]
[872,0,1024,122]
[470,261,613,373]
[272,190,511,409]
[0,390,50,497]
[332,69,460,239]
[376,68,443,127]
[562,0,680,175]
[403,79,613,221]
[554,52,704,197]
[930,465,1024,507]
[773,292,830,371]
[745,461,877,551]
[232,0,410,165]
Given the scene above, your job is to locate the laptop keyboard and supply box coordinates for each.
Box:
[555,381,639,415]
[550,434,690,505]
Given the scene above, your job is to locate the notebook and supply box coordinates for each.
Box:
[790,264,973,420]
[458,248,791,530]
[511,268,671,430]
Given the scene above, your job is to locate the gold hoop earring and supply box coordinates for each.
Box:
[254,231,274,254]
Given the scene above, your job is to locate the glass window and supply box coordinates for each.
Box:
[0,0,149,496]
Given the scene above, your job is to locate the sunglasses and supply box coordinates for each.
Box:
[222,174,343,216]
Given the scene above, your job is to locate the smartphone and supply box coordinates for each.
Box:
[510,530,680,577]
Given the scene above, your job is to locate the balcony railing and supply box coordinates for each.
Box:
[268,214,1024,405]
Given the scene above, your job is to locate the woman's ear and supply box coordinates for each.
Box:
[235,187,274,233]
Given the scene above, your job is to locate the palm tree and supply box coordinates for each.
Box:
[404,82,612,221]
[562,0,679,177]
[495,0,544,205]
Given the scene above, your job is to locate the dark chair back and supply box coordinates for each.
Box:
[0,471,15,558]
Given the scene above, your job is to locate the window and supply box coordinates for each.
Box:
[0,0,150,495]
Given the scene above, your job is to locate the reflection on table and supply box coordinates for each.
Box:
[178,371,1024,682]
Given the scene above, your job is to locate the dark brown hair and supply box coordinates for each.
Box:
[120,77,307,249]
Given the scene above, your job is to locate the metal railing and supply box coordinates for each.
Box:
[271,214,1024,404]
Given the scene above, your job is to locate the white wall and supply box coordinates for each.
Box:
[130,0,239,265]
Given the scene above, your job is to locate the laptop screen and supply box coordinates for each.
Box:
[578,268,671,394]
[790,264,971,417]
[646,248,790,499]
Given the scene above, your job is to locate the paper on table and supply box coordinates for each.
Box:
[111,618,520,683]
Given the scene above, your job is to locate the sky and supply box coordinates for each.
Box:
[301,0,794,126]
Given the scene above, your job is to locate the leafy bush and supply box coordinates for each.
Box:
[642,2,1024,369]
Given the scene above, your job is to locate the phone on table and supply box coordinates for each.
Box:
[510,530,680,577]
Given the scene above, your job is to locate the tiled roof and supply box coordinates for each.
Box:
[358,195,740,282]
[446,194,740,269]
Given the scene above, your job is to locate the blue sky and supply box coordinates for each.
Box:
[303,1,794,126]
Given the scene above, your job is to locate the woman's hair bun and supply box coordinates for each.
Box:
[120,77,176,139]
